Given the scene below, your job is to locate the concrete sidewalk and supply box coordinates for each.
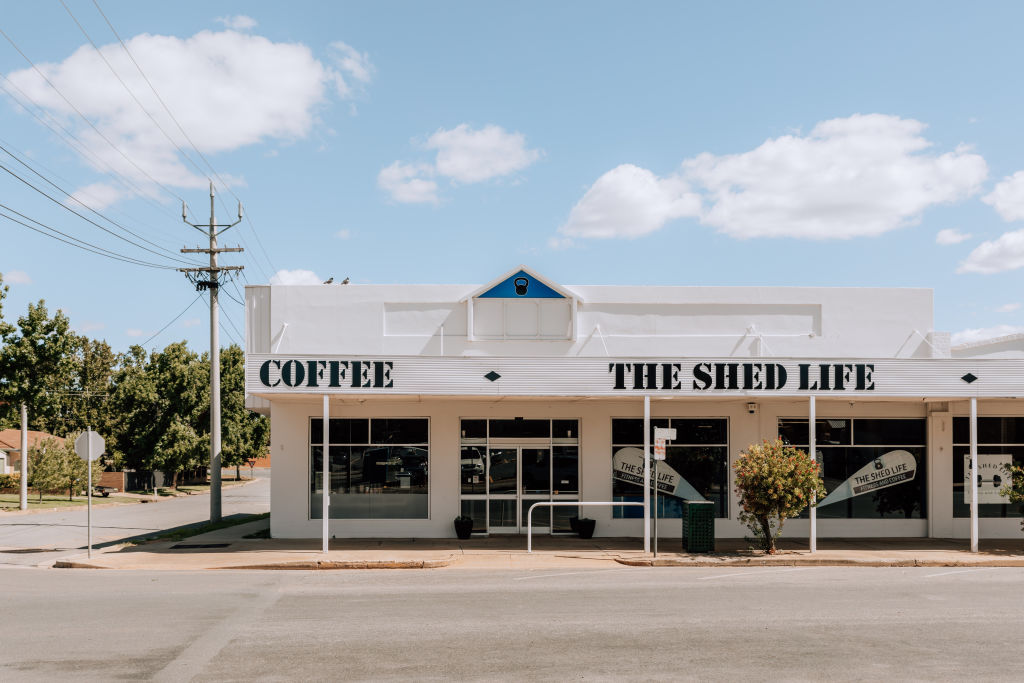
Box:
[52,521,1024,570]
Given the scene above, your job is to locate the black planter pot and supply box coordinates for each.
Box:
[576,518,596,539]
[454,518,474,540]
[569,516,580,533]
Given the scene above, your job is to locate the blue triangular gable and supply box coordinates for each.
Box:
[477,270,566,299]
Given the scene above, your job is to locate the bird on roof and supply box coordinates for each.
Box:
[341,277,350,284]
[323,277,333,284]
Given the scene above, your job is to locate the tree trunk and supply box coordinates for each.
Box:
[236,464,241,481]
[758,514,776,554]
[171,470,179,489]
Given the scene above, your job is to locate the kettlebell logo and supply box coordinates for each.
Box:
[873,458,884,470]
[514,277,529,296]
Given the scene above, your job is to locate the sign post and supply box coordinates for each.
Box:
[74,429,105,559]
[652,427,675,558]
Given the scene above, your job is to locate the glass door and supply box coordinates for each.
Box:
[487,447,518,532]
[520,447,551,532]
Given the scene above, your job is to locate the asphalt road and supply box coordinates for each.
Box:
[0,566,1022,681]
[0,476,269,566]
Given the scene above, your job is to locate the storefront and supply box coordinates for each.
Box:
[245,266,1024,541]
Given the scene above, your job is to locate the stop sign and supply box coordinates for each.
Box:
[74,430,105,462]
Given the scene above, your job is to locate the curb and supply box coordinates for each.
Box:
[54,556,456,570]
[615,556,1024,568]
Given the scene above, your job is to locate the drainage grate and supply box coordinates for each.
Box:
[169,543,231,549]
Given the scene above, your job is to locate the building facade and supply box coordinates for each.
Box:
[244,266,1024,540]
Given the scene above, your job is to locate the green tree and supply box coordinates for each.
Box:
[49,336,117,437]
[734,439,827,554]
[0,299,78,433]
[220,344,269,480]
[154,416,205,488]
[29,434,102,501]
[106,342,208,479]
[1000,463,1024,533]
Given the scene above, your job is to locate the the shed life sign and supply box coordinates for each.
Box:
[247,355,1023,397]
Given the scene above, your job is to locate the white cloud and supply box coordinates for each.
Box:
[329,41,374,97]
[67,182,124,211]
[76,321,105,332]
[996,303,1020,313]
[952,324,1024,346]
[426,124,541,184]
[380,124,540,203]
[126,328,145,337]
[936,228,971,245]
[983,171,1024,221]
[215,15,257,31]
[558,114,987,242]
[377,162,438,204]
[560,164,701,239]
[958,230,1024,274]
[5,30,371,204]
[183,317,201,328]
[3,269,32,284]
[269,269,323,285]
[336,229,351,239]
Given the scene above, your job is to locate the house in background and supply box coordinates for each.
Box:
[0,429,65,475]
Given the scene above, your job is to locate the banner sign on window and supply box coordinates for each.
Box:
[963,453,1011,505]
[818,450,917,508]
[612,447,705,501]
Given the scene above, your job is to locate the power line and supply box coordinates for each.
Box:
[0,143,200,264]
[0,160,201,267]
[0,75,183,222]
[0,26,187,205]
[0,204,178,269]
[91,0,276,281]
[140,294,203,347]
[60,0,210,185]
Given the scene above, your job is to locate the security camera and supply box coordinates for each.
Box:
[746,402,758,415]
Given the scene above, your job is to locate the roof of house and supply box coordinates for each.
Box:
[0,429,65,454]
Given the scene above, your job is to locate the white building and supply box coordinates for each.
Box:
[244,266,1024,541]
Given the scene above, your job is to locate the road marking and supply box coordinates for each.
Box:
[923,567,996,578]
[513,568,628,581]
[698,567,808,581]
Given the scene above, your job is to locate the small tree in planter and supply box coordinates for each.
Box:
[734,439,826,554]
[1000,462,1024,531]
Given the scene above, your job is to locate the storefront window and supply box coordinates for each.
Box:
[612,418,729,519]
[310,417,428,519]
[780,418,926,519]
[953,417,1024,518]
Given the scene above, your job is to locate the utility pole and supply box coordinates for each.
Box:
[179,181,243,523]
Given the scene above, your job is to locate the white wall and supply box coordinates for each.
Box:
[268,395,951,540]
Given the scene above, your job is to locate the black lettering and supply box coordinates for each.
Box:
[818,363,831,391]
[856,364,875,391]
[692,363,712,390]
[373,361,385,388]
[633,363,657,390]
[382,361,393,388]
[610,363,629,390]
[307,360,326,387]
[329,361,346,387]
[744,363,763,390]
[799,364,818,391]
[259,359,281,387]
[715,363,739,390]
[281,360,305,387]
[351,361,362,388]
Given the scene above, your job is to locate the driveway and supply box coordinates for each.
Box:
[0,477,269,567]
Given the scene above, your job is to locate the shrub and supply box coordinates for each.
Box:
[1000,463,1024,532]
[0,472,19,491]
[734,439,826,554]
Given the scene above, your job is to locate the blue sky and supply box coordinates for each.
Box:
[2,1,1024,352]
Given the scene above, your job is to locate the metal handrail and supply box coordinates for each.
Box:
[526,501,645,553]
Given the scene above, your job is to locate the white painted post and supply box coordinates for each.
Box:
[87,426,93,559]
[970,397,978,553]
[643,395,651,554]
[19,403,27,511]
[809,396,816,553]
[322,394,330,554]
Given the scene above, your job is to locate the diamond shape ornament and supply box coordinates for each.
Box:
[484,371,501,382]
[961,373,978,384]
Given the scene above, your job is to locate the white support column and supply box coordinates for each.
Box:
[19,403,27,511]
[323,394,330,554]
[809,395,817,553]
[643,395,651,554]
[970,397,978,553]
